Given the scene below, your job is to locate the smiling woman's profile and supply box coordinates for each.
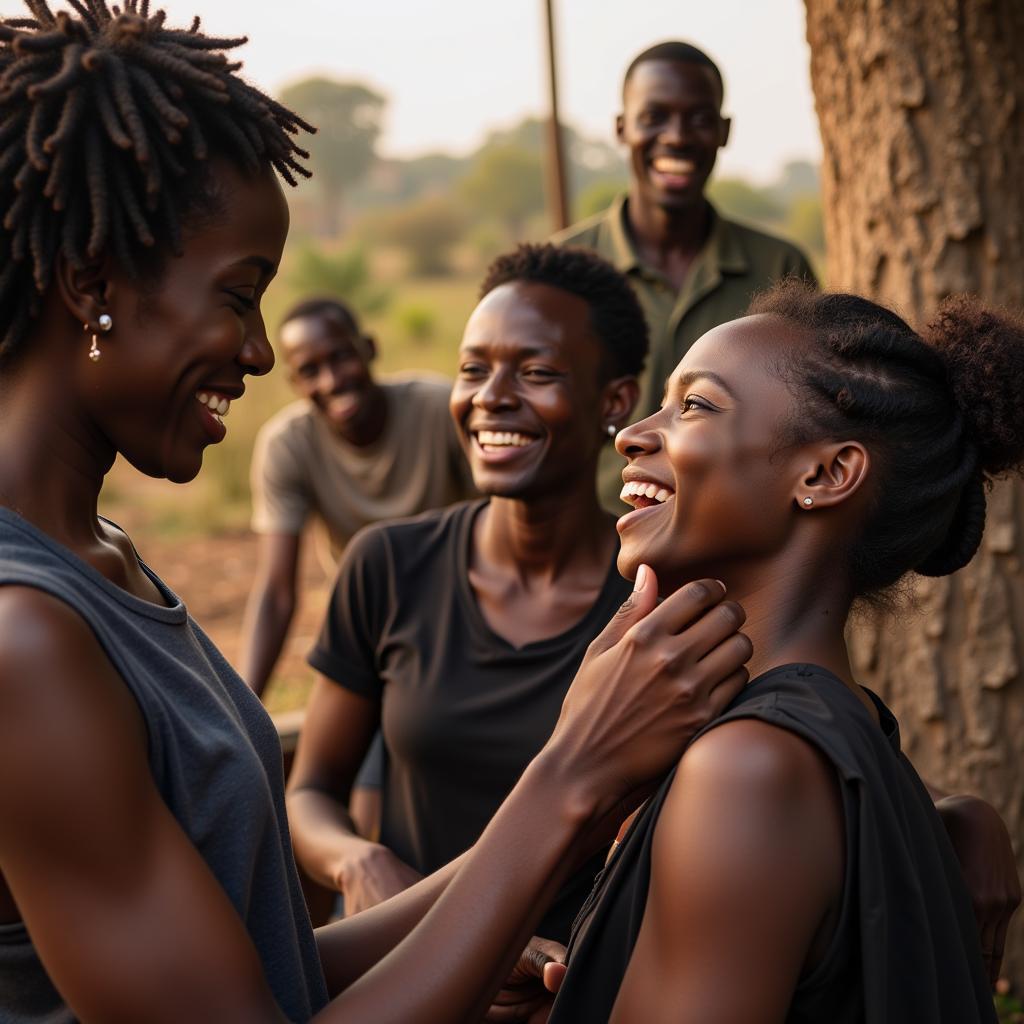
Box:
[548,280,1024,1024]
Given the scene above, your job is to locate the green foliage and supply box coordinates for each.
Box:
[369,195,467,276]
[279,77,386,231]
[708,178,785,225]
[996,989,1024,1023]
[575,178,627,220]
[459,145,546,238]
[396,303,438,346]
[286,244,391,318]
[785,194,826,259]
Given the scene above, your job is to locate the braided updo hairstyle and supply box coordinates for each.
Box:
[0,0,314,365]
[749,280,1024,598]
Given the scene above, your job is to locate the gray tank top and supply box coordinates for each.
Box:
[0,509,328,1023]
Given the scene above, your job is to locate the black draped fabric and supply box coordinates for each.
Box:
[549,664,995,1024]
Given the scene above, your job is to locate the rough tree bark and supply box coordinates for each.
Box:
[805,0,1024,984]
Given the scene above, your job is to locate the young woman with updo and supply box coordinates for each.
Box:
[546,283,1024,1023]
[0,4,758,1021]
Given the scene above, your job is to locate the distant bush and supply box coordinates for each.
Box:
[370,195,467,276]
[396,303,438,346]
[575,178,627,220]
[287,244,391,317]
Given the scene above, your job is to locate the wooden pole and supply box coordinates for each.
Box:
[542,0,570,231]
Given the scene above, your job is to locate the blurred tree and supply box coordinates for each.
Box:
[370,195,466,276]
[459,145,546,240]
[279,77,386,236]
[287,244,390,317]
[806,0,1024,983]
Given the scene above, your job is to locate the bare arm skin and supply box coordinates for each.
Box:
[0,587,288,1024]
[288,680,423,915]
[239,531,301,698]
[0,571,751,1023]
[610,719,845,1024]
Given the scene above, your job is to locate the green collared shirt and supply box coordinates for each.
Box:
[553,193,816,510]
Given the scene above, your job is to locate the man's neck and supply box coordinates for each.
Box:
[335,383,388,447]
[625,189,712,283]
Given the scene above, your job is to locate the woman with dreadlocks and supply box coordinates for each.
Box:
[0,3,756,1022]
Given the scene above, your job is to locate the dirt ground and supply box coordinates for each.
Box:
[122,515,330,716]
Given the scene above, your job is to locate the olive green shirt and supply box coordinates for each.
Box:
[553,194,816,510]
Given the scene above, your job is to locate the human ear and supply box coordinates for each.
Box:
[719,117,732,148]
[615,113,625,143]
[54,252,116,331]
[795,441,870,510]
[600,375,640,432]
[362,334,377,363]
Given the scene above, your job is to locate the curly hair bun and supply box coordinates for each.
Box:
[925,297,1024,479]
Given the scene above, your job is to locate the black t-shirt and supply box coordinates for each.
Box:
[309,499,631,941]
[549,665,995,1024]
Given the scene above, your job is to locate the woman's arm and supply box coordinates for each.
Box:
[2,571,750,1023]
[609,719,845,1024]
[0,587,289,1024]
[287,680,423,916]
[307,572,754,1022]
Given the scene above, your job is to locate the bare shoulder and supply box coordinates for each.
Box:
[677,716,836,802]
[654,715,845,873]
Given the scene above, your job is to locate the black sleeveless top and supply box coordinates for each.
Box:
[549,664,995,1024]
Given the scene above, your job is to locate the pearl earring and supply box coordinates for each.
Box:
[606,424,617,437]
[86,314,113,362]
[802,496,813,507]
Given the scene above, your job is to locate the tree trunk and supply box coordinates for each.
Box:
[805,0,1024,985]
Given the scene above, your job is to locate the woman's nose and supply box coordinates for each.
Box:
[616,413,662,456]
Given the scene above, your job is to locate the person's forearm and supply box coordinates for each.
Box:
[314,853,466,996]
[312,752,603,1024]
[239,584,295,698]
[287,787,375,891]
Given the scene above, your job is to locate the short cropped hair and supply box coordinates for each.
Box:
[479,243,648,379]
[623,41,724,104]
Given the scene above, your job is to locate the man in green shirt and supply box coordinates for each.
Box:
[554,40,816,509]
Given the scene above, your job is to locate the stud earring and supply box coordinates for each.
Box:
[802,496,814,507]
[98,313,113,333]
[606,424,617,437]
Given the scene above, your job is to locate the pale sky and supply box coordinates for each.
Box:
[1,0,822,183]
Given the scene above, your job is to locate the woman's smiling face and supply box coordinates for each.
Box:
[81,161,289,483]
[615,315,811,592]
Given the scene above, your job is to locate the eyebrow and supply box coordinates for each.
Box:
[233,255,277,279]
[663,369,738,403]
[459,343,559,358]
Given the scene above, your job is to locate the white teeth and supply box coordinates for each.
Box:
[618,480,676,505]
[196,391,231,418]
[653,157,696,174]
[476,430,535,448]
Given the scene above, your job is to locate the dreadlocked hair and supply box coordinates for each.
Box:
[0,0,314,365]
[749,279,1024,599]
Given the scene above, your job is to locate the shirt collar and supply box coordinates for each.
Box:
[604,194,750,278]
